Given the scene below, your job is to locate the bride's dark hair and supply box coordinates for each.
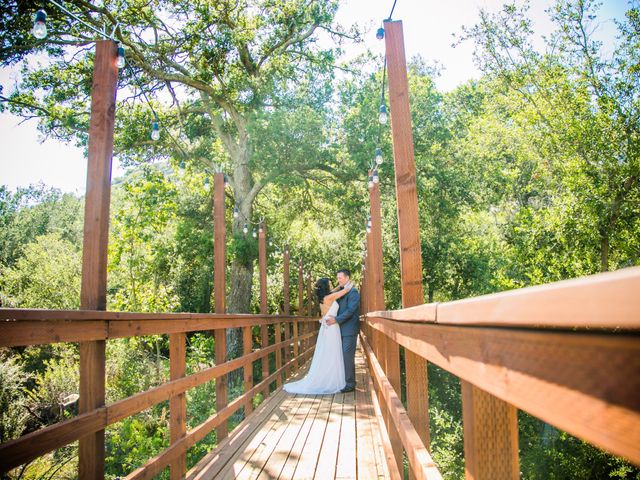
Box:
[315,278,331,304]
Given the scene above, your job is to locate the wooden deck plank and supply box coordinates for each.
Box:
[335,390,356,479]
[355,361,381,480]
[278,394,332,480]
[189,349,392,480]
[312,391,344,480]
[256,395,322,479]
[222,394,309,480]
[291,393,334,479]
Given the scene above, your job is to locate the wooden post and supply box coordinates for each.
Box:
[169,333,186,479]
[78,40,118,480]
[385,19,430,475]
[243,326,253,415]
[296,260,304,365]
[213,172,228,441]
[259,222,269,393]
[462,381,519,480]
[283,247,291,374]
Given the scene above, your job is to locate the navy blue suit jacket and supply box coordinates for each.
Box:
[335,288,361,337]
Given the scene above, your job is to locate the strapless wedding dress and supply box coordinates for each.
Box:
[284,300,346,394]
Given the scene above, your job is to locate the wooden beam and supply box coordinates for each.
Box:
[283,247,291,374]
[213,172,228,442]
[384,21,430,465]
[367,316,640,466]
[215,326,228,442]
[213,172,226,314]
[78,39,118,480]
[368,178,385,312]
[243,326,253,416]
[462,381,519,480]
[259,223,269,394]
[170,333,187,480]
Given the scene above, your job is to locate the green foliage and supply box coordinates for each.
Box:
[0,354,30,443]
[0,232,81,309]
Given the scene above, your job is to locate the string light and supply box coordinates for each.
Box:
[243,223,249,235]
[259,224,264,233]
[373,168,380,184]
[375,147,383,165]
[368,173,374,189]
[233,206,239,218]
[378,104,388,124]
[151,120,160,141]
[366,216,372,234]
[252,228,257,238]
[32,10,47,39]
[376,27,385,40]
[116,45,125,68]
[224,174,229,187]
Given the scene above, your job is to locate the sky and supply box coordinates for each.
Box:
[0,0,629,195]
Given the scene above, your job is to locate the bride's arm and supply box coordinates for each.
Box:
[322,284,351,305]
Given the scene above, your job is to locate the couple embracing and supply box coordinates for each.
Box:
[284,269,361,395]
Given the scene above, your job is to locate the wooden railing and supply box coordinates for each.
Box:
[0,309,319,478]
[360,267,640,480]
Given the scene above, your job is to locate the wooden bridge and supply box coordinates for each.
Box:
[1,267,638,479]
[1,18,639,480]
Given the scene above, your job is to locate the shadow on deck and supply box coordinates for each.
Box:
[188,347,391,480]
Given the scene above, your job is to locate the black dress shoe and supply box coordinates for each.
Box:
[339,386,355,393]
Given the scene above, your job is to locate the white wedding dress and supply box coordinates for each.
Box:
[284,300,346,394]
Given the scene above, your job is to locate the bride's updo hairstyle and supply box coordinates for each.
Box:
[315,278,331,304]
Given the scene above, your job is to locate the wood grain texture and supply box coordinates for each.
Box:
[213,172,226,314]
[170,333,187,479]
[78,39,118,480]
[367,316,640,466]
[384,22,430,470]
[361,334,442,480]
[462,381,519,480]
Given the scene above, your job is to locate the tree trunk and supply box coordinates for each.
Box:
[226,145,258,366]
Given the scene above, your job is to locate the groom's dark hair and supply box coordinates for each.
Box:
[336,269,351,278]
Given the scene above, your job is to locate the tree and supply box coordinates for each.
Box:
[457,0,640,274]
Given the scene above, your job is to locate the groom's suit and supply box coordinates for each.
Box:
[335,287,361,390]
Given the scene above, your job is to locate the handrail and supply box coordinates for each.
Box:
[0,309,318,347]
[368,267,640,329]
[362,267,640,477]
[0,310,319,475]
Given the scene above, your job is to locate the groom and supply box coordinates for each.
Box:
[326,269,360,393]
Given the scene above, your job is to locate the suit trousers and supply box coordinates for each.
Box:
[341,334,357,389]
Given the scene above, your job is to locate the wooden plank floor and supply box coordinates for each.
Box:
[187,346,391,480]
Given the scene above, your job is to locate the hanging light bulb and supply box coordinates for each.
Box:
[233,206,239,219]
[373,168,380,184]
[151,121,160,141]
[32,10,47,39]
[269,240,273,247]
[366,217,372,234]
[376,27,385,40]
[116,46,126,69]
[368,174,374,189]
[243,223,248,235]
[204,177,210,188]
[179,160,185,169]
[259,224,263,233]
[252,228,257,238]
[224,174,229,187]
[375,147,383,165]
[379,104,388,125]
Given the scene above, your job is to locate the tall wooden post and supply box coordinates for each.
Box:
[169,333,187,479]
[283,247,291,374]
[384,20,430,475]
[79,40,118,480]
[296,260,304,363]
[259,223,269,392]
[213,172,228,441]
[462,381,519,480]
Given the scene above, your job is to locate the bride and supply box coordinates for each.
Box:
[283,278,352,394]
